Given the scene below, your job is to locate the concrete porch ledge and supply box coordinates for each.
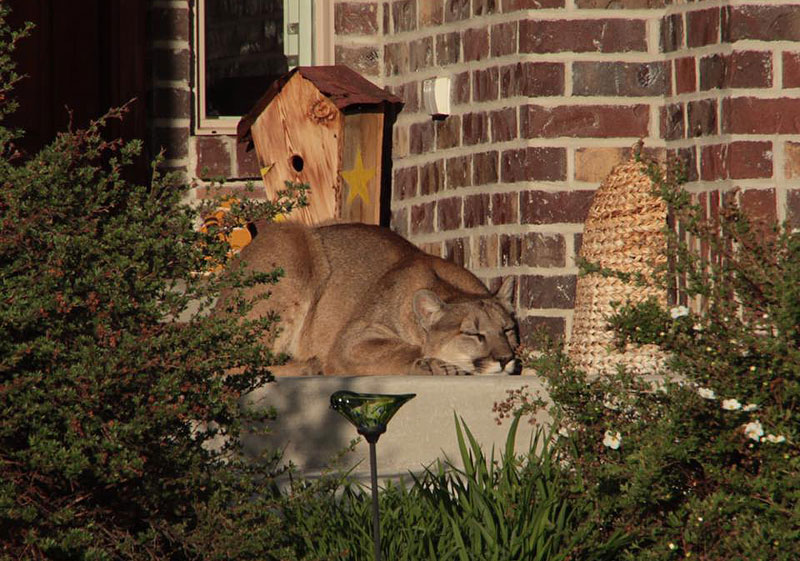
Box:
[239,370,553,482]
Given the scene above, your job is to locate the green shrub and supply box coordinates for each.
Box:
[512,160,800,560]
[0,9,309,559]
[282,414,630,561]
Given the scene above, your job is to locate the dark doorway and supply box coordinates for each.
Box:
[6,1,148,181]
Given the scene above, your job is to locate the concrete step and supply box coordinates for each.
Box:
[239,370,553,483]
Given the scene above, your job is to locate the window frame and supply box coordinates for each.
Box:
[193,0,333,136]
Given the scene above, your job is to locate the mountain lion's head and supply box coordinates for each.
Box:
[413,277,519,375]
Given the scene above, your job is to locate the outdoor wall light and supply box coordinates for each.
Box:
[330,390,416,561]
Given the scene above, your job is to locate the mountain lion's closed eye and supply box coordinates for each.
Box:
[219,222,520,376]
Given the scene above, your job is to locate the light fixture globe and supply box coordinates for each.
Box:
[330,390,416,442]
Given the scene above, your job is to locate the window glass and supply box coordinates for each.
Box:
[203,0,288,117]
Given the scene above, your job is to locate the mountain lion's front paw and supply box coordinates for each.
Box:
[411,358,471,376]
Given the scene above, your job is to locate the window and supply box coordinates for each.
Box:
[194,0,332,134]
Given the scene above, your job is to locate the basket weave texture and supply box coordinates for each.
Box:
[569,158,668,375]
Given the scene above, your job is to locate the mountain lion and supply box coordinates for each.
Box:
[222,222,519,376]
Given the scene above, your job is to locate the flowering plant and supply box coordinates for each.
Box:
[508,159,799,560]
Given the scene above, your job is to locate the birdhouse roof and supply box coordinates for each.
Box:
[237,65,403,144]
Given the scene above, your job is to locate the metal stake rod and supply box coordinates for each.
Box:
[367,437,382,561]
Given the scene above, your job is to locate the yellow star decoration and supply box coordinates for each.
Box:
[342,148,375,206]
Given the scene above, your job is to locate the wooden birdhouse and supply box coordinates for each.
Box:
[237,66,403,225]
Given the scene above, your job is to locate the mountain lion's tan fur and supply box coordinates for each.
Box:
[222,222,519,376]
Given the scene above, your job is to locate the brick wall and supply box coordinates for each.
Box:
[351,0,800,345]
[148,1,800,346]
[148,0,264,196]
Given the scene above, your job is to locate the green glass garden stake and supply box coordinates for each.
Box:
[330,391,416,561]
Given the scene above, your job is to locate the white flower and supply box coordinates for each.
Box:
[668,543,677,550]
[670,305,690,319]
[697,387,717,400]
[603,430,622,450]
[743,403,759,412]
[721,399,742,411]
[743,420,764,442]
[765,434,786,444]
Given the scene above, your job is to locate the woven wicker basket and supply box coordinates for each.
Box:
[569,157,668,375]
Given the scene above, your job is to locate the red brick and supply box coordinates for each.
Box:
[501,148,566,183]
[464,27,490,62]
[500,62,564,98]
[491,21,517,58]
[520,190,594,224]
[784,52,800,88]
[195,136,230,178]
[699,54,727,91]
[436,115,461,149]
[153,87,191,119]
[474,0,498,16]
[499,234,521,266]
[474,151,499,186]
[728,141,773,180]
[446,156,471,189]
[519,275,576,309]
[335,45,379,76]
[384,42,409,76]
[438,197,462,231]
[518,316,566,347]
[521,104,649,139]
[444,238,468,268]
[391,208,408,238]
[236,143,260,178]
[409,121,434,154]
[520,19,646,54]
[436,32,461,65]
[151,7,189,42]
[393,82,419,112]
[785,142,800,179]
[675,56,696,94]
[153,48,189,81]
[726,5,800,42]
[573,61,669,97]
[394,166,418,200]
[445,0,470,22]
[409,37,433,72]
[464,194,490,228]
[787,189,800,229]
[700,144,728,181]
[491,192,517,224]
[724,97,800,134]
[520,233,566,267]
[503,0,563,10]
[463,112,488,146]
[453,72,470,105]
[411,202,435,235]
[490,108,517,142]
[728,51,772,88]
[660,13,684,53]
[687,99,717,137]
[687,8,719,48]
[420,0,444,27]
[577,0,665,7]
[661,103,685,141]
[740,188,777,226]
[335,3,379,35]
[476,235,499,268]
[420,161,443,196]
[392,0,416,32]
[473,67,499,102]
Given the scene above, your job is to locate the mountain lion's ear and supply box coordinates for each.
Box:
[413,290,444,330]
[495,276,515,313]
